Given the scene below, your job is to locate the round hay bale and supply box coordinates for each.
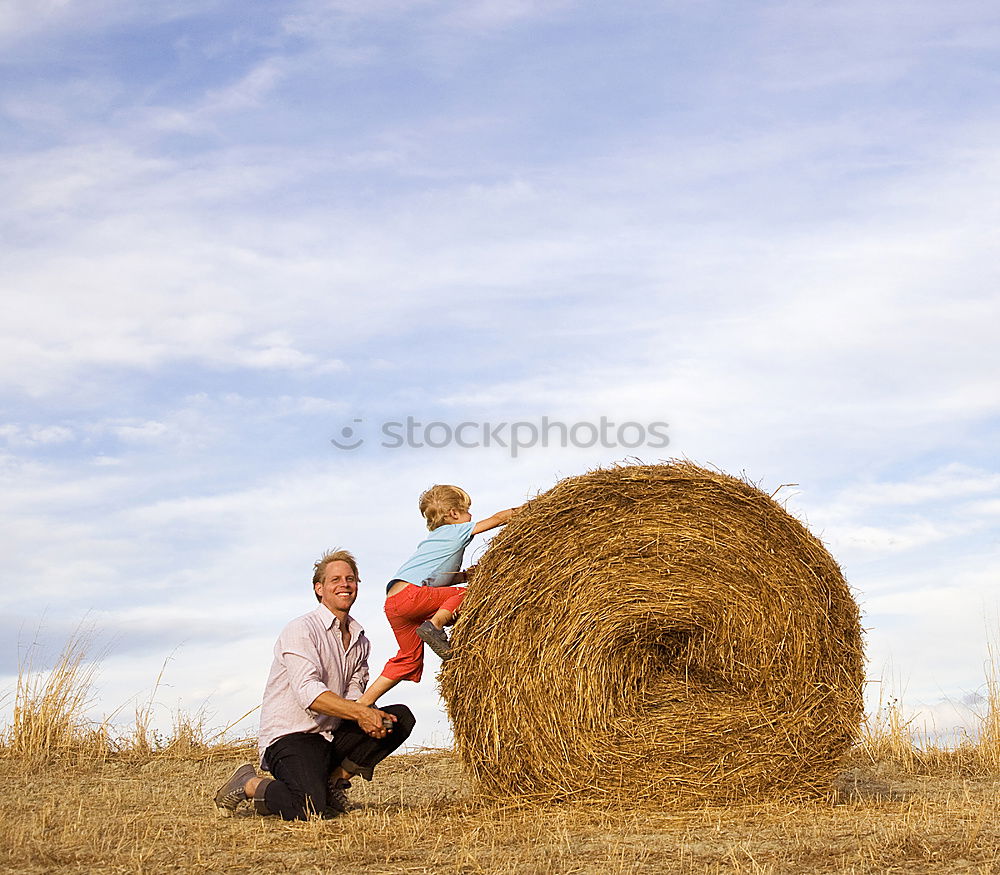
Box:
[440,461,864,804]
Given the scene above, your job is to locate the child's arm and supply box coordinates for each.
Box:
[357,674,399,707]
[471,504,524,535]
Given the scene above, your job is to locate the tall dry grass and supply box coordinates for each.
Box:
[979,639,1000,772]
[854,657,1000,777]
[3,629,108,761]
[1,634,255,764]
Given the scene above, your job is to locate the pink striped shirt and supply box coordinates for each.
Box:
[257,604,370,767]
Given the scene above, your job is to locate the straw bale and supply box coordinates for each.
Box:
[440,461,864,804]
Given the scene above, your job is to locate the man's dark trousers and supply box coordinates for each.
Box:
[260,704,414,820]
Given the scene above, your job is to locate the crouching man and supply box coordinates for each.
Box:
[214,549,414,819]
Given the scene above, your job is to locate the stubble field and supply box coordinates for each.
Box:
[2,744,999,874]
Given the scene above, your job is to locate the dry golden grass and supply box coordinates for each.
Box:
[1,746,998,874]
[4,630,108,763]
[856,684,1000,781]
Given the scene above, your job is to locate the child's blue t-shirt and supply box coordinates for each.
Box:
[389,521,475,591]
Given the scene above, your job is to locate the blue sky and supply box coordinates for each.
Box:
[2,0,999,748]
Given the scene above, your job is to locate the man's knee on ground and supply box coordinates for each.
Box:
[278,789,326,821]
[260,780,327,821]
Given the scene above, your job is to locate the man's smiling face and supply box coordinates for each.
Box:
[314,560,359,614]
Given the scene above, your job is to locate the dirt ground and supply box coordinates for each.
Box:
[2,749,998,874]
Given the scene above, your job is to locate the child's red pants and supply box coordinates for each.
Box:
[379,583,465,682]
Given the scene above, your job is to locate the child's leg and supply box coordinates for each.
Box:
[428,589,464,629]
[428,608,453,630]
[415,588,466,659]
[375,585,467,685]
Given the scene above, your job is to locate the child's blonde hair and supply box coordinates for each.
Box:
[419,484,471,531]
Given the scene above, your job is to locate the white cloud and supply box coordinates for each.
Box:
[835,465,1000,508]
[823,521,959,556]
[109,421,170,442]
[0,0,104,42]
[201,58,287,115]
[135,58,293,136]
[0,0,224,52]
[0,424,75,447]
[753,0,1000,94]
[281,0,569,36]
[440,0,571,29]
[5,64,999,403]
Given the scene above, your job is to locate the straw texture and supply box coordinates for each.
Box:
[440,461,864,804]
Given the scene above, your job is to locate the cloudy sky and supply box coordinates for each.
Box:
[2,0,998,749]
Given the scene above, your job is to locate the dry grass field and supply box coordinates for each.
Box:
[2,638,999,874]
[2,744,999,874]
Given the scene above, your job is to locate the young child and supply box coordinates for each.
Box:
[357,485,520,706]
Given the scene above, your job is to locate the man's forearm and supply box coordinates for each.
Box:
[309,689,394,738]
[308,690,371,723]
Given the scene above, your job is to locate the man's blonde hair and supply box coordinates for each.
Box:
[419,484,471,531]
[312,548,360,601]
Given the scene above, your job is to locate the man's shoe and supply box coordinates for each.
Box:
[416,621,452,660]
[325,777,353,817]
[214,763,257,811]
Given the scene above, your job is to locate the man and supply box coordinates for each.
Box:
[214,549,414,819]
